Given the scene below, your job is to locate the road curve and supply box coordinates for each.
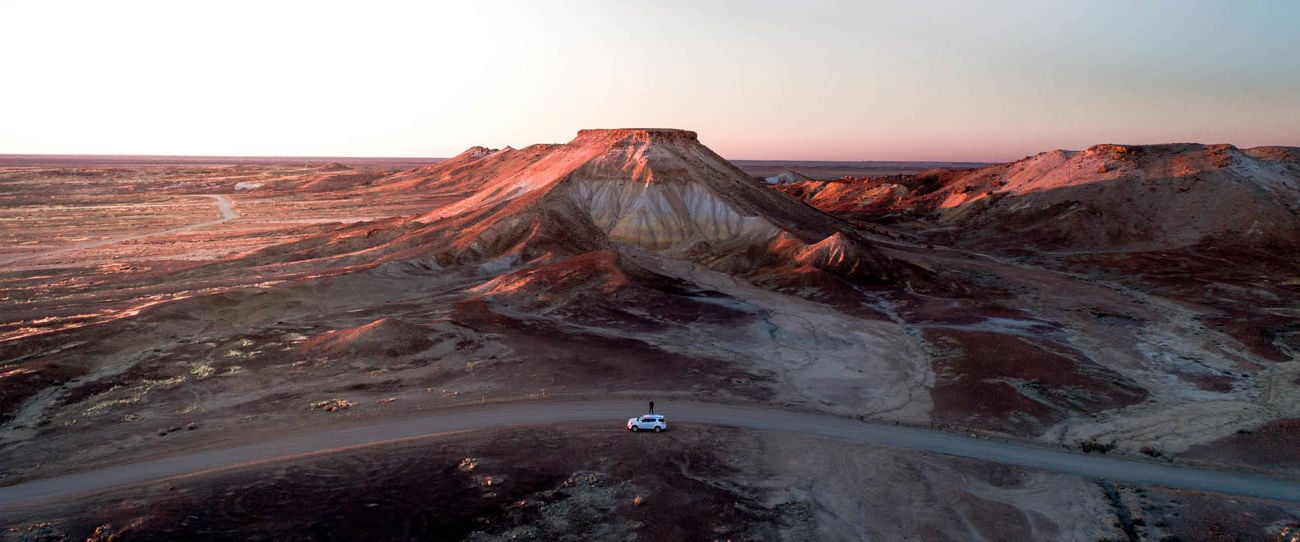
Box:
[3,400,1299,510]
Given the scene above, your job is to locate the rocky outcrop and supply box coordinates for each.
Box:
[764,170,811,185]
[296,318,433,358]
[793,232,888,281]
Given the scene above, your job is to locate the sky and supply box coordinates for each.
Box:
[2,1,1298,162]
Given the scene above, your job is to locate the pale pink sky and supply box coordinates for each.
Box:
[2,1,1298,161]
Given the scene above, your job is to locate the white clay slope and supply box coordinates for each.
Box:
[565,176,782,252]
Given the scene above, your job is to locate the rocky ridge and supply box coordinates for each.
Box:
[781,143,1300,251]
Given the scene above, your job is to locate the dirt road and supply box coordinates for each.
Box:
[3,399,1299,511]
[0,194,237,266]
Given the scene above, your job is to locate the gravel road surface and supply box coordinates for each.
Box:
[3,399,1298,511]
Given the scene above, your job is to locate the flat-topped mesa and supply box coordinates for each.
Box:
[574,128,699,141]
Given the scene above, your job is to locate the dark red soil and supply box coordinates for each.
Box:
[895,295,1038,326]
[926,329,1147,436]
[472,251,756,332]
[1182,419,1300,469]
[1069,241,1300,363]
[452,300,775,401]
[1138,487,1300,542]
[932,379,1062,436]
[296,318,435,359]
[752,269,894,321]
[1176,372,1236,393]
[1202,313,1298,363]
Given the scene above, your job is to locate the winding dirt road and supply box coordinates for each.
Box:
[0,194,237,267]
[3,399,1299,511]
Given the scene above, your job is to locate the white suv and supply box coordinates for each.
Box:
[627,414,667,432]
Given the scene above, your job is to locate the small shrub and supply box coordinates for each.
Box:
[1140,445,1163,458]
[1081,439,1116,454]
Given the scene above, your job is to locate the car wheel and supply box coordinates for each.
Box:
[653,426,661,433]
[631,426,639,432]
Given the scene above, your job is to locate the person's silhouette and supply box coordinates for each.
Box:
[649,400,655,414]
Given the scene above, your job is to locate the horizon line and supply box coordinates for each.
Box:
[4,140,1295,166]
[0,152,1002,166]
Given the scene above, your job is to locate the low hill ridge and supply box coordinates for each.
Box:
[781,143,1300,251]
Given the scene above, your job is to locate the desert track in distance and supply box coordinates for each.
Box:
[0,194,237,267]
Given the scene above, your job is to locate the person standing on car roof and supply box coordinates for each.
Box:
[649,400,655,414]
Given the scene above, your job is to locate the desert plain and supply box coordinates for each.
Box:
[1,130,1299,540]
